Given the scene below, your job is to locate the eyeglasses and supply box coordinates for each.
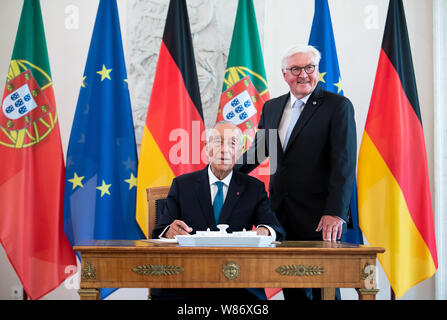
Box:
[285,65,317,76]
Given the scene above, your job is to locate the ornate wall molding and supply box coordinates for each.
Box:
[126,0,265,147]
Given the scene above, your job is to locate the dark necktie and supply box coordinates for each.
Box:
[213,181,224,224]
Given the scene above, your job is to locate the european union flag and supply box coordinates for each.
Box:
[309,0,363,245]
[63,0,143,299]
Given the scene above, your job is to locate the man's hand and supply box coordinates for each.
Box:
[316,215,343,242]
[256,226,270,236]
[165,220,192,239]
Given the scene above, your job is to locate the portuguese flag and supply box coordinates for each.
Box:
[136,0,206,238]
[217,0,277,300]
[357,0,437,298]
[0,0,76,299]
[216,0,270,192]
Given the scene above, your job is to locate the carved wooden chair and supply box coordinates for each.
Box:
[146,186,170,238]
[146,186,170,300]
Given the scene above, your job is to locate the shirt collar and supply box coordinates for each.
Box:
[208,165,232,187]
[290,92,311,107]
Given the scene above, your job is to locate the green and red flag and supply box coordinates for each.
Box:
[216,0,270,192]
[0,0,76,299]
[217,0,278,300]
[358,0,437,298]
[136,0,206,238]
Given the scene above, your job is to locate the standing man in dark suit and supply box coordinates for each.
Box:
[151,121,285,300]
[238,44,356,299]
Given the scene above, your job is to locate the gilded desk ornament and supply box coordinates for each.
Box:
[275,265,325,276]
[360,262,378,289]
[132,264,184,276]
[81,261,96,281]
[357,288,380,296]
[361,262,374,280]
[222,262,240,280]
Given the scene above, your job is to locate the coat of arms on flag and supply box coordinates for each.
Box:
[217,76,264,151]
[1,69,53,140]
[0,0,76,300]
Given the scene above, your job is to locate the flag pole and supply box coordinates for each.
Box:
[391,287,396,300]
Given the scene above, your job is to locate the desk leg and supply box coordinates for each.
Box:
[321,288,335,300]
[356,288,379,300]
[78,288,100,300]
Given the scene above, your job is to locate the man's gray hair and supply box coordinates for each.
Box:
[281,44,321,69]
[208,120,243,148]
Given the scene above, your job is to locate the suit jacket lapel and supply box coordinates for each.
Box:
[272,93,290,129]
[194,166,215,227]
[284,85,324,153]
[218,171,245,225]
[272,93,289,157]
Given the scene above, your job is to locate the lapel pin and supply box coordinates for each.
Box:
[236,191,240,196]
[313,101,317,105]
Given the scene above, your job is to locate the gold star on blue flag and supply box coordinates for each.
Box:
[309,0,362,245]
[63,0,143,299]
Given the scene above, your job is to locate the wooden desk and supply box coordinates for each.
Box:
[74,240,384,300]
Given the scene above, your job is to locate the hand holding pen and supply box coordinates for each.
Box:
[165,220,193,239]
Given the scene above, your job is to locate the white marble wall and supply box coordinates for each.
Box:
[434,0,447,300]
[126,0,265,146]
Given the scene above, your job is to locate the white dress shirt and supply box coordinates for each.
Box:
[278,93,311,148]
[159,166,276,239]
[208,166,276,239]
[208,165,232,205]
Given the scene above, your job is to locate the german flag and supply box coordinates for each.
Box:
[136,0,206,238]
[358,0,437,298]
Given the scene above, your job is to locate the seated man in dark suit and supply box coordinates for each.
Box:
[151,120,285,301]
